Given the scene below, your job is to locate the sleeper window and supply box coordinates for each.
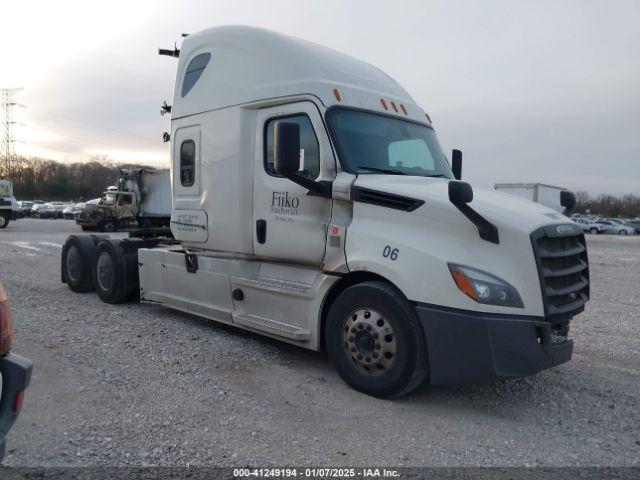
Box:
[180,140,196,187]
[181,53,211,97]
[264,115,320,180]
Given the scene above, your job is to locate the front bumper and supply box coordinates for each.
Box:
[416,304,573,385]
[9,211,20,220]
[0,354,33,462]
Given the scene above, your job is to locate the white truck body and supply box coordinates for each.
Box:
[494,183,570,213]
[122,169,172,217]
[0,180,20,228]
[64,26,590,397]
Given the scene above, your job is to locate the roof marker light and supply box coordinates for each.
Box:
[425,113,432,123]
[333,89,341,102]
[380,99,388,110]
[400,104,408,115]
[390,101,398,113]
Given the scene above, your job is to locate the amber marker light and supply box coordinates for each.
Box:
[448,265,478,301]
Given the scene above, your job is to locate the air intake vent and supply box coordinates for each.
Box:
[531,224,589,322]
[352,187,424,212]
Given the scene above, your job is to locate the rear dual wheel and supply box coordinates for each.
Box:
[325,281,429,398]
[92,239,138,304]
[61,235,98,292]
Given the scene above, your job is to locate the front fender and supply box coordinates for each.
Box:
[345,202,545,317]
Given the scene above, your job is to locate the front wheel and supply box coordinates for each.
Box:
[325,281,429,398]
[589,227,598,235]
[0,213,9,229]
[619,230,628,236]
[98,219,117,232]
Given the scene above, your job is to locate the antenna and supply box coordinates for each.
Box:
[1,87,24,179]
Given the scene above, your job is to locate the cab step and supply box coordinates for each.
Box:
[233,312,311,341]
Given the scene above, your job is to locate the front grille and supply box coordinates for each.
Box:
[531,224,590,322]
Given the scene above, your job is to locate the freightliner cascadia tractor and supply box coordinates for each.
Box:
[61,26,588,398]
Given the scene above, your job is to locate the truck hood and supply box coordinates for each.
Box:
[353,175,570,234]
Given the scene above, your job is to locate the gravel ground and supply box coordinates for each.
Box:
[0,218,638,467]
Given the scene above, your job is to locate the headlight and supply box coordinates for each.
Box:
[448,264,524,308]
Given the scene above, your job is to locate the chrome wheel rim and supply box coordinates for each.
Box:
[342,308,396,376]
[66,245,81,282]
[96,251,114,291]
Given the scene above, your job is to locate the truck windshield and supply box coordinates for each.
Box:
[102,193,116,205]
[326,108,454,178]
[0,182,11,197]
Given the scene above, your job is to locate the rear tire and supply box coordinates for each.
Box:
[589,227,598,235]
[61,235,97,292]
[92,239,139,304]
[325,281,429,398]
[0,213,9,228]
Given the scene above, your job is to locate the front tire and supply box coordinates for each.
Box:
[325,281,428,398]
[589,227,598,235]
[619,230,628,236]
[99,219,117,232]
[0,213,9,229]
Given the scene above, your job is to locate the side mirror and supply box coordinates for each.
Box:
[451,149,462,180]
[274,122,301,176]
[448,180,473,205]
[560,190,576,215]
[273,121,331,198]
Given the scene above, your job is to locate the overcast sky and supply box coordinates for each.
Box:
[2,0,639,195]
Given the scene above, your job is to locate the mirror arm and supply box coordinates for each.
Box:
[283,173,332,198]
[448,181,499,244]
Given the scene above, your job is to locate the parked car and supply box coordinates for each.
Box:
[595,220,635,235]
[0,282,33,462]
[16,201,34,218]
[63,203,85,220]
[573,217,608,234]
[31,203,57,219]
[623,219,640,234]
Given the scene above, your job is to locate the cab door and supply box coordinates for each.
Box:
[253,102,335,265]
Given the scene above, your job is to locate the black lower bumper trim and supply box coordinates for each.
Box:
[415,304,573,385]
[0,353,33,461]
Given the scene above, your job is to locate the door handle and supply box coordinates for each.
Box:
[256,219,267,244]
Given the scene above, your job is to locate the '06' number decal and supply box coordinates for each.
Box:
[382,245,399,261]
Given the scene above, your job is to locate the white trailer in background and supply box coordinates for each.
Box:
[61,26,590,398]
[494,183,576,215]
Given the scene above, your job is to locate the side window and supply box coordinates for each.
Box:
[180,140,196,187]
[264,115,320,180]
[181,53,211,97]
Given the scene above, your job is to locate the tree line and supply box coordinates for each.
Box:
[1,156,638,217]
[1,156,152,201]
[574,191,640,219]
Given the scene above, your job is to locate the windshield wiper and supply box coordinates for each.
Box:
[423,174,447,178]
[357,166,406,175]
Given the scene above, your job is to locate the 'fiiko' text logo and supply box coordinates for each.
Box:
[271,191,300,215]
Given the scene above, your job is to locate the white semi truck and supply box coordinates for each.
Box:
[61,26,589,398]
[0,180,20,229]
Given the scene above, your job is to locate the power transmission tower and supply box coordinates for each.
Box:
[1,87,23,179]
